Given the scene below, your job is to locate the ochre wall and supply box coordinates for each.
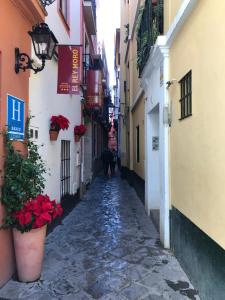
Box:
[130,36,142,105]
[120,0,129,167]
[164,0,183,33]
[120,0,145,172]
[0,0,45,287]
[169,0,225,250]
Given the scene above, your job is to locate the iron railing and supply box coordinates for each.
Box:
[91,0,96,24]
[83,54,94,84]
[137,0,163,76]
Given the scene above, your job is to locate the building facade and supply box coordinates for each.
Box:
[167,1,225,298]
[114,29,121,159]
[119,0,146,203]
[136,0,225,298]
[0,0,110,287]
[29,0,83,203]
[0,0,47,287]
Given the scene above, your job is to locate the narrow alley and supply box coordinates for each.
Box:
[0,174,199,300]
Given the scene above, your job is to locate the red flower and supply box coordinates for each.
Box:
[74,124,86,136]
[16,211,32,226]
[50,115,70,131]
[12,194,63,231]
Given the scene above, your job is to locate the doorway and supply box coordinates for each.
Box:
[147,104,160,230]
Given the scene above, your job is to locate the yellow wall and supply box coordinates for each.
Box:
[132,95,145,179]
[130,36,142,103]
[170,0,225,249]
[164,0,183,33]
[120,0,129,167]
[120,0,145,179]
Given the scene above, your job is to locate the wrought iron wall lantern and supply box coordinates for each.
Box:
[40,0,56,8]
[15,23,58,74]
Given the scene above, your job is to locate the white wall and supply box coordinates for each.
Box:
[148,105,160,209]
[142,38,170,248]
[83,123,93,184]
[29,1,82,202]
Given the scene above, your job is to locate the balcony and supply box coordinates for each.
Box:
[137,0,163,76]
[83,54,103,84]
[83,0,96,35]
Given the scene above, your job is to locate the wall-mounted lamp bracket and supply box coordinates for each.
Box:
[15,48,45,74]
[166,79,178,89]
[40,0,56,7]
[15,23,57,75]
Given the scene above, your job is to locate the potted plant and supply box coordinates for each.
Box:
[49,115,70,141]
[74,124,87,142]
[1,117,63,282]
[12,195,62,282]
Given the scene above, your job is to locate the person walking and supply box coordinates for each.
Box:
[110,149,117,175]
[101,148,113,176]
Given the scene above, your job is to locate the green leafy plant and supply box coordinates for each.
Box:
[135,5,144,35]
[136,30,149,69]
[136,0,163,70]
[1,116,47,229]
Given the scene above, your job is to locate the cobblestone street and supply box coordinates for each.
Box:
[0,174,200,300]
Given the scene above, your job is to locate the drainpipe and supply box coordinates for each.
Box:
[160,46,170,249]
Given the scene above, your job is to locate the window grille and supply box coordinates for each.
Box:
[179,70,192,120]
[61,140,70,197]
[59,0,69,25]
[136,125,140,163]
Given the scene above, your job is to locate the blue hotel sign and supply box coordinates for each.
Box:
[7,94,25,141]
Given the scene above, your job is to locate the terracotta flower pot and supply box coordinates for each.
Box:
[75,135,81,142]
[49,130,59,141]
[13,225,47,282]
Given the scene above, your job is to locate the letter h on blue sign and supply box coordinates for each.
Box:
[7,94,25,141]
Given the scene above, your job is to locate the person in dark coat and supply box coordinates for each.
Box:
[101,148,113,176]
[110,149,117,175]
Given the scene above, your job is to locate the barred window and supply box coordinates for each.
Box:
[179,70,192,120]
[136,125,140,163]
[61,140,70,197]
[59,0,69,28]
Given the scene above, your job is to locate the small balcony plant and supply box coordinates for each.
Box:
[74,124,87,142]
[49,115,70,141]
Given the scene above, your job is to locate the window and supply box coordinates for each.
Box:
[136,125,140,163]
[179,70,192,120]
[59,0,69,28]
[61,140,70,197]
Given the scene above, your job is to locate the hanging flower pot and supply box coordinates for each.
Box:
[49,130,59,141]
[13,225,47,282]
[75,135,81,143]
[74,124,86,143]
[49,115,70,141]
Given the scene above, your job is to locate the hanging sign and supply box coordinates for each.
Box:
[7,94,25,141]
[86,70,103,107]
[57,45,81,94]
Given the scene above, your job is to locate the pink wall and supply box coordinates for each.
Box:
[108,121,117,150]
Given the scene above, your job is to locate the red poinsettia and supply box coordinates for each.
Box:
[50,115,70,131]
[74,124,87,136]
[12,194,63,232]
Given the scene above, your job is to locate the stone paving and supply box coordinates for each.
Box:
[0,174,200,300]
